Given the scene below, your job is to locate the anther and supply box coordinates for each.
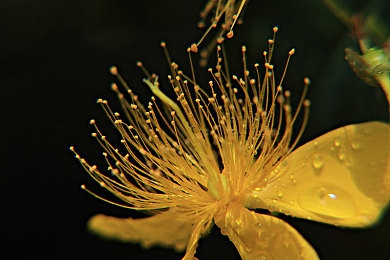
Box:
[190,43,198,53]
[304,77,311,85]
[109,66,118,75]
[303,99,311,107]
[111,83,118,92]
[217,37,224,43]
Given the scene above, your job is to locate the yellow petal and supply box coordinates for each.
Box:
[182,217,213,260]
[243,121,390,227]
[88,208,194,252]
[214,203,319,260]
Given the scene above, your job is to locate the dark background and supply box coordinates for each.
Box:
[3,0,390,259]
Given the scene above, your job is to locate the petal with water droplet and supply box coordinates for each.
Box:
[214,203,319,260]
[243,121,390,227]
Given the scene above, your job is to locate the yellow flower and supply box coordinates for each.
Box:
[70,27,390,259]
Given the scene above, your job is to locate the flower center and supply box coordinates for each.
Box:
[207,171,231,201]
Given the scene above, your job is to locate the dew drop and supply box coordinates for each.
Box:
[338,151,346,161]
[350,139,362,150]
[298,185,356,218]
[277,191,283,198]
[343,161,352,168]
[363,127,371,134]
[333,137,341,147]
[311,154,324,169]
[289,174,297,184]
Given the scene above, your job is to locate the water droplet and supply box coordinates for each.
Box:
[338,151,346,161]
[289,175,297,184]
[298,185,356,218]
[277,191,283,198]
[343,161,351,168]
[351,139,362,150]
[311,154,324,169]
[313,140,319,146]
[363,127,371,134]
[333,138,341,147]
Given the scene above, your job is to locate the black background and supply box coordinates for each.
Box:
[3,0,390,259]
